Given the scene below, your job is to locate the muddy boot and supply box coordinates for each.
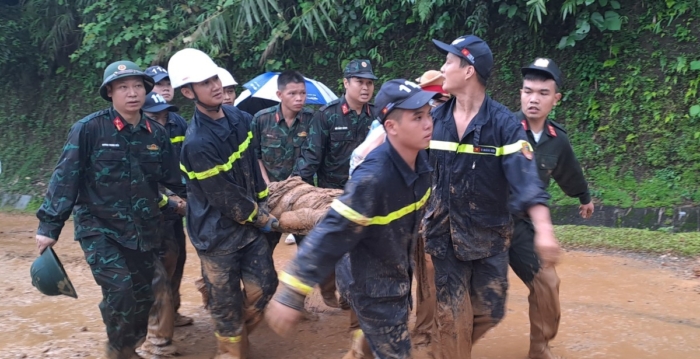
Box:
[214,329,249,359]
[174,313,193,327]
[341,330,373,359]
[242,281,265,334]
[105,344,137,359]
[136,338,178,359]
[527,266,561,359]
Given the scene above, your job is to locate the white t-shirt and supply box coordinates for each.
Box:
[532,130,543,143]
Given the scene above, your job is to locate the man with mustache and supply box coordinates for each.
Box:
[512,57,594,359]
[293,59,377,310]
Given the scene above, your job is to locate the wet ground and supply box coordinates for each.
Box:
[1,212,699,358]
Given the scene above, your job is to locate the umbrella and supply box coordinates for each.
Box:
[234,89,279,117]
[241,72,338,105]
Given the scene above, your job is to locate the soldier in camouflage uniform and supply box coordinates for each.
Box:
[35,60,186,359]
[293,59,376,316]
[252,70,313,251]
[294,59,377,190]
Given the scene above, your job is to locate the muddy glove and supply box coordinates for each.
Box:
[259,218,279,233]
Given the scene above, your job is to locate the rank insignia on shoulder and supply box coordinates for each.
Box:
[521,142,533,160]
[147,144,160,151]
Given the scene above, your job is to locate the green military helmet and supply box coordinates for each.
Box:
[99,60,155,102]
[30,247,78,299]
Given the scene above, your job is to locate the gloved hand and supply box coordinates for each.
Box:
[259,217,279,233]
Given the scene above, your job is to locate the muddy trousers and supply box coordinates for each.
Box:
[199,237,278,358]
[509,218,561,359]
[169,218,187,313]
[413,237,436,345]
[430,245,509,359]
[342,296,411,357]
[79,236,156,359]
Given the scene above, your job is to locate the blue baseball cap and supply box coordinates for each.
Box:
[374,79,439,123]
[145,66,170,83]
[432,35,494,81]
[143,92,179,113]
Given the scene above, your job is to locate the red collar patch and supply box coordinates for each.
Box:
[145,120,152,133]
[341,103,350,115]
[547,123,557,137]
[112,117,125,131]
[521,119,528,131]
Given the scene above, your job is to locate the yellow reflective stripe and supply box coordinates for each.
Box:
[181,131,253,180]
[429,139,531,156]
[257,187,269,199]
[171,135,185,144]
[245,204,258,223]
[330,188,431,226]
[158,194,168,208]
[278,271,313,296]
[214,332,241,343]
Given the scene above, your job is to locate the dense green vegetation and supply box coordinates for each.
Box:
[556,225,700,256]
[1,0,699,209]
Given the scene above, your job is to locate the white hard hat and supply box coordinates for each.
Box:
[217,67,238,87]
[167,48,219,88]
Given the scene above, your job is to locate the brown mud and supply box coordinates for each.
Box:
[1,212,699,358]
[268,177,341,234]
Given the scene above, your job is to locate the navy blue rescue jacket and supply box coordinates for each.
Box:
[280,140,432,327]
[180,105,269,255]
[423,96,549,261]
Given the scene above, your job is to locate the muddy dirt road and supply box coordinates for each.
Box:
[1,212,699,358]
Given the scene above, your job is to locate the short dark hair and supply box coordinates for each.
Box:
[459,58,487,87]
[278,70,305,91]
[382,108,404,125]
[523,71,560,93]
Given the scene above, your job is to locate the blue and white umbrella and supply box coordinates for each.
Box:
[241,72,338,105]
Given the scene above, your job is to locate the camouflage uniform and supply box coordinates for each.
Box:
[36,108,186,358]
[252,105,313,183]
[293,60,377,190]
[251,104,313,249]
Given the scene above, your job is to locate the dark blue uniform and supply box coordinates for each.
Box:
[179,104,277,343]
[159,111,189,313]
[423,97,549,356]
[277,140,432,359]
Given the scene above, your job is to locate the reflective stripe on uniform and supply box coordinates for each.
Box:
[257,187,269,199]
[214,332,241,343]
[245,204,258,223]
[180,131,253,180]
[429,139,532,156]
[171,135,185,144]
[158,194,168,208]
[330,188,431,226]
[278,271,313,296]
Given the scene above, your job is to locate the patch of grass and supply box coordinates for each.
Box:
[556,225,700,257]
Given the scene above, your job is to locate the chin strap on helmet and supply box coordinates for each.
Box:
[188,84,222,113]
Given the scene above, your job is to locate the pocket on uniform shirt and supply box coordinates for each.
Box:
[139,150,163,180]
[537,154,558,172]
[261,138,283,163]
[330,130,354,142]
[93,149,127,185]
